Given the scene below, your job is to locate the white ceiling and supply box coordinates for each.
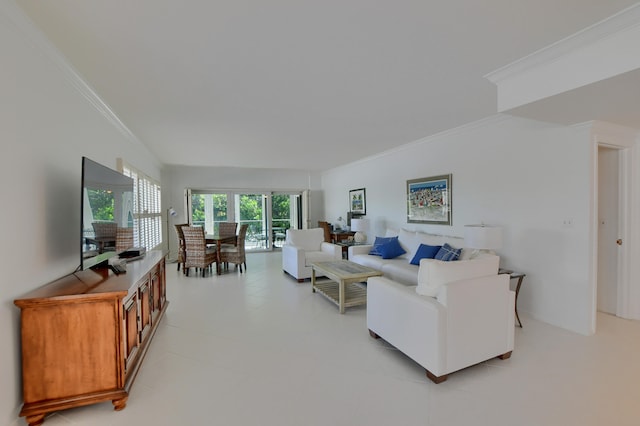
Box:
[15,0,640,171]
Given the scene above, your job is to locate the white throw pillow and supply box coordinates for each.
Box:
[415,255,499,297]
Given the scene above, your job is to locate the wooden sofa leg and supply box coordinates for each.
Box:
[425,369,447,384]
[497,351,512,360]
[368,329,380,339]
[297,278,304,283]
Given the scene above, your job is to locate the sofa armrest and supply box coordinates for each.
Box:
[367,276,446,375]
[320,242,342,259]
[438,273,515,372]
[417,255,500,297]
[282,244,306,274]
[349,244,372,258]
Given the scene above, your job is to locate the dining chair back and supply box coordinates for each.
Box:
[92,221,117,252]
[93,221,117,238]
[182,226,217,277]
[174,223,188,271]
[219,222,238,237]
[218,222,239,251]
[220,224,249,273]
[115,227,134,252]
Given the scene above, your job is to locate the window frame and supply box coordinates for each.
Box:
[118,159,162,251]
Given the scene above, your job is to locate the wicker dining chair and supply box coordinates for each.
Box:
[219,222,238,237]
[218,222,238,249]
[182,226,217,277]
[220,224,248,273]
[115,227,134,252]
[92,221,117,252]
[174,223,188,272]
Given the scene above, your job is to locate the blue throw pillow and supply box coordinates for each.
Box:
[410,244,442,265]
[378,238,406,259]
[435,243,461,261]
[369,236,397,256]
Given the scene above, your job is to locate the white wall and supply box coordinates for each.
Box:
[161,165,323,258]
[0,3,162,424]
[322,115,594,335]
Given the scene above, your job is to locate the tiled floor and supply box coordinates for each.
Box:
[35,252,640,426]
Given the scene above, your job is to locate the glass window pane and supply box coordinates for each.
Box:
[191,193,228,235]
[272,194,291,248]
[237,194,267,249]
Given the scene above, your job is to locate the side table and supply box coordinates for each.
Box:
[499,268,526,328]
[331,231,355,244]
[335,241,368,259]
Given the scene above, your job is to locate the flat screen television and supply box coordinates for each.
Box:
[81,157,134,270]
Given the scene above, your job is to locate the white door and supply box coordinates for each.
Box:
[597,146,620,315]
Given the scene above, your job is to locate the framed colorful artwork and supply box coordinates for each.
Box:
[406,174,452,225]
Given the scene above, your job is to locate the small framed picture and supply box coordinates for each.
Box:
[349,188,366,216]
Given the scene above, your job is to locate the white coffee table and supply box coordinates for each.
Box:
[311,260,383,313]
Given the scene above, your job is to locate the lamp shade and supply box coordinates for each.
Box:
[350,218,369,232]
[464,225,502,250]
[350,218,369,243]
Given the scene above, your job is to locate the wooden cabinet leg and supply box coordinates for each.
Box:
[25,414,46,426]
[112,396,128,411]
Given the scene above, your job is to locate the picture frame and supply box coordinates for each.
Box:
[406,174,452,225]
[349,188,366,216]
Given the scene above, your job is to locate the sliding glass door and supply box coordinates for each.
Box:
[236,193,269,250]
[272,193,300,248]
[189,189,303,252]
[190,192,229,235]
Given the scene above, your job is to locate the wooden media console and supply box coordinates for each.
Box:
[14,251,168,426]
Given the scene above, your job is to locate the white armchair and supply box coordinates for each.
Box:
[367,255,515,383]
[282,228,342,282]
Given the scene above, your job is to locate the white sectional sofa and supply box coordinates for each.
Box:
[348,228,471,285]
[354,229,516,383]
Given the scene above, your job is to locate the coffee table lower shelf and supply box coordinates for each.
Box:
[313,280,367,310]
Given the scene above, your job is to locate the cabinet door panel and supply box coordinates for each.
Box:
[21,300,120,402]
[138,280,151,342]
[151,262,166,317]
[152,271,161,315]
[123,294,139,371]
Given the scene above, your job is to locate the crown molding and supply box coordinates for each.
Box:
[399,114,511,152]
[580,120,640,147]
[1,0,151,153]
[325,114,512,174]
[485,3,640,84]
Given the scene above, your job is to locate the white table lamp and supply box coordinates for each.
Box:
[464,224,502,258]
[350,218,369,243]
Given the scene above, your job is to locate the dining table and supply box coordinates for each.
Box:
[205,234,238,275]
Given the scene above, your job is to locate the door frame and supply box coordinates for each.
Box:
[589,121,638,333]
